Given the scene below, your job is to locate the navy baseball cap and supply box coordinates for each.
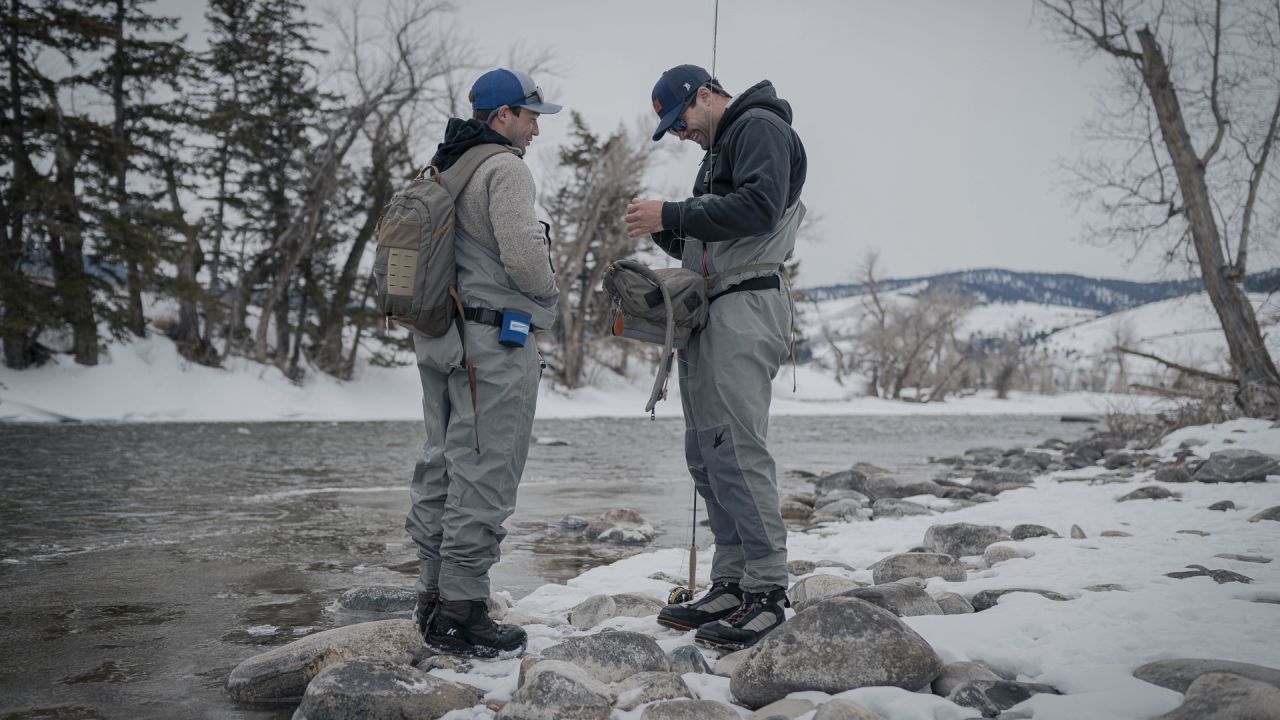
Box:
[651,64,710,141]
[470,68,562,114]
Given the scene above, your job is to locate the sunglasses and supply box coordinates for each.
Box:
[667,91,700,135]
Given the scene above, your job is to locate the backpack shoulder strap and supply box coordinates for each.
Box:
[440,144,517,198]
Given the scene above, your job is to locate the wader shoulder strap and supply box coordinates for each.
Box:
[440,144,517,198]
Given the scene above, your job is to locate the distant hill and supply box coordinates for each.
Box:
[800,267,1280,313]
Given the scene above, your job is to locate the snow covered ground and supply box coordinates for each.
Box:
[449,418,1280,719]
[0,332,1160,423]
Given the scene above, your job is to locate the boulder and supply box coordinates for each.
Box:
[969,470,1034,496]
[226,619,420,703]
[1208,500,1236,511]
[814,489,872,509]
[923,523,1012,558]
[948,679,1060,717]
[790,574,867,612]
[1134,659,1280,693]
[541,630,668,683]
[1165,565,1253,584]
[812,699,886,720]
[780,500,813,521]
[612,592,665,618]
[568,595,615,630]
[931,661,1003,696]
[983,544,1033,566]
[746,698,815,719]
[498,660,611,720]
[1118,486,1177,501]
[713,646,757,678]
[333,586,416,614]
[812,499,873,522]
[871,498,934,518]
[553,515,590,531]
[729,596,942,709]
[1249,506,1280,523]
[787,559,817,576]
[294,658,478,720]
[1010,524,1058,540]
[839,580,944,617]
[640,700,739,720]
[1192,449,1280,483]
[869,552,966,584]
[1154,672,1280,720]
[969,588,1070,611]
[1154,466,1194,483]
[666,644,711,675]
[815,470,870,498]
[930,591,975,615]
[612,671,694,711]
[585,508,655,544]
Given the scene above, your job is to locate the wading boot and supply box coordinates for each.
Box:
[657,579,743,632]
[413,592,438,639]
[424,599,527,659]
[694,586,789,651]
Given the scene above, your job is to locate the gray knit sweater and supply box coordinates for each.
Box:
[456,152,556,299]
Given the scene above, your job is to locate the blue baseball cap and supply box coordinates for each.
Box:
[470,68,562,114]
[650,64,711,141]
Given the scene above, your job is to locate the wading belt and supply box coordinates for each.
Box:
[708,274,780,302]
[463,306,541,333]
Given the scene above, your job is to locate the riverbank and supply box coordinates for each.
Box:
[0,334,1162,423]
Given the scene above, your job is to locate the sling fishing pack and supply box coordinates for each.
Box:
[602,259,709,416]
[372,144,514,335]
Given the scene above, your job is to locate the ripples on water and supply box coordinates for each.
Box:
[0,415,1088,718]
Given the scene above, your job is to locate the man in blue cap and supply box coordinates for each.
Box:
[625,65,807,651]
[406,68,561,658]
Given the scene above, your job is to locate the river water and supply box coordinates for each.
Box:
[0,415,1090,719]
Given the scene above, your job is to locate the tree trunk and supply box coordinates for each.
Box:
[1137,28,1280,416]
[110,0,145,338]
[314,178,386,376]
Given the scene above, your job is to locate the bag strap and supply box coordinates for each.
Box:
[440,144,516,198]
[612,258,677,418]
[707,262,784,292]
[448,284,481,454]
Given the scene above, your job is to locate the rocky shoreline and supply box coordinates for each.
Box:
[225,418,1280,719]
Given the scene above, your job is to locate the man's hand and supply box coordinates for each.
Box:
[625,198,664,237]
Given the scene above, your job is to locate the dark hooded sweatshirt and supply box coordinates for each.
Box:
[653,80,807,258]
[430,118,515,172]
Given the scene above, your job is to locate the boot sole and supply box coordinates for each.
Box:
[693,634,750,652]
[656,616,699,632]
[424,636,526,660]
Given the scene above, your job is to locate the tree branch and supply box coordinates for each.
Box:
[1115,346,1237,384]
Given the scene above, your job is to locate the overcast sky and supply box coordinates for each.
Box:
[177,0,1240,287]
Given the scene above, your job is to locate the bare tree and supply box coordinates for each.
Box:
[1041,0,1280,415]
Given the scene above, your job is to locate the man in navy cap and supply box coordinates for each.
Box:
[625,65,807,651]
[406,68,561,658]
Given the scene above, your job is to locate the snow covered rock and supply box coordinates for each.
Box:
[1134,658,1280,693]
[1070,524,1087,538]
[292,658,478,720]
[553,515,590,530]
[871,498,934,518]
[713,646,757,677]
[1010,523,1058,540]
[930,591,975,614]
[584,508,656,545]
[790,574,867,612]
[1165,565,1253,584]
[841,580,944,617]
[922,522,1011,558]
[333,586,416,615]
[780,499,813,520]
[947,679,1060,717]
[812,498,873,522]
[226,619,420,702]
[640,699,739,720]
[931,661,1004,696]
[1208,500,1236,511]
[814,489,871,508]
[983,544,1033,566]
[969,588,1070,611]
[611,671,694,711]
[747,697,816,718]
[1118,485,1178,501]
[1249,505,1280,522]
[812,698,886,719]
[869,552,966,584]
[968,470,1034,496]
[788,559,817,576]
[666,644,711,674]
[729,596,942,709]
[814,469,869,498]
[1192,449,1280,483]
[1214,553,1271,563]
[567,595,615,629]
[540,630,668,683]
[1153,672,1280,720]
[498,660,611,720]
